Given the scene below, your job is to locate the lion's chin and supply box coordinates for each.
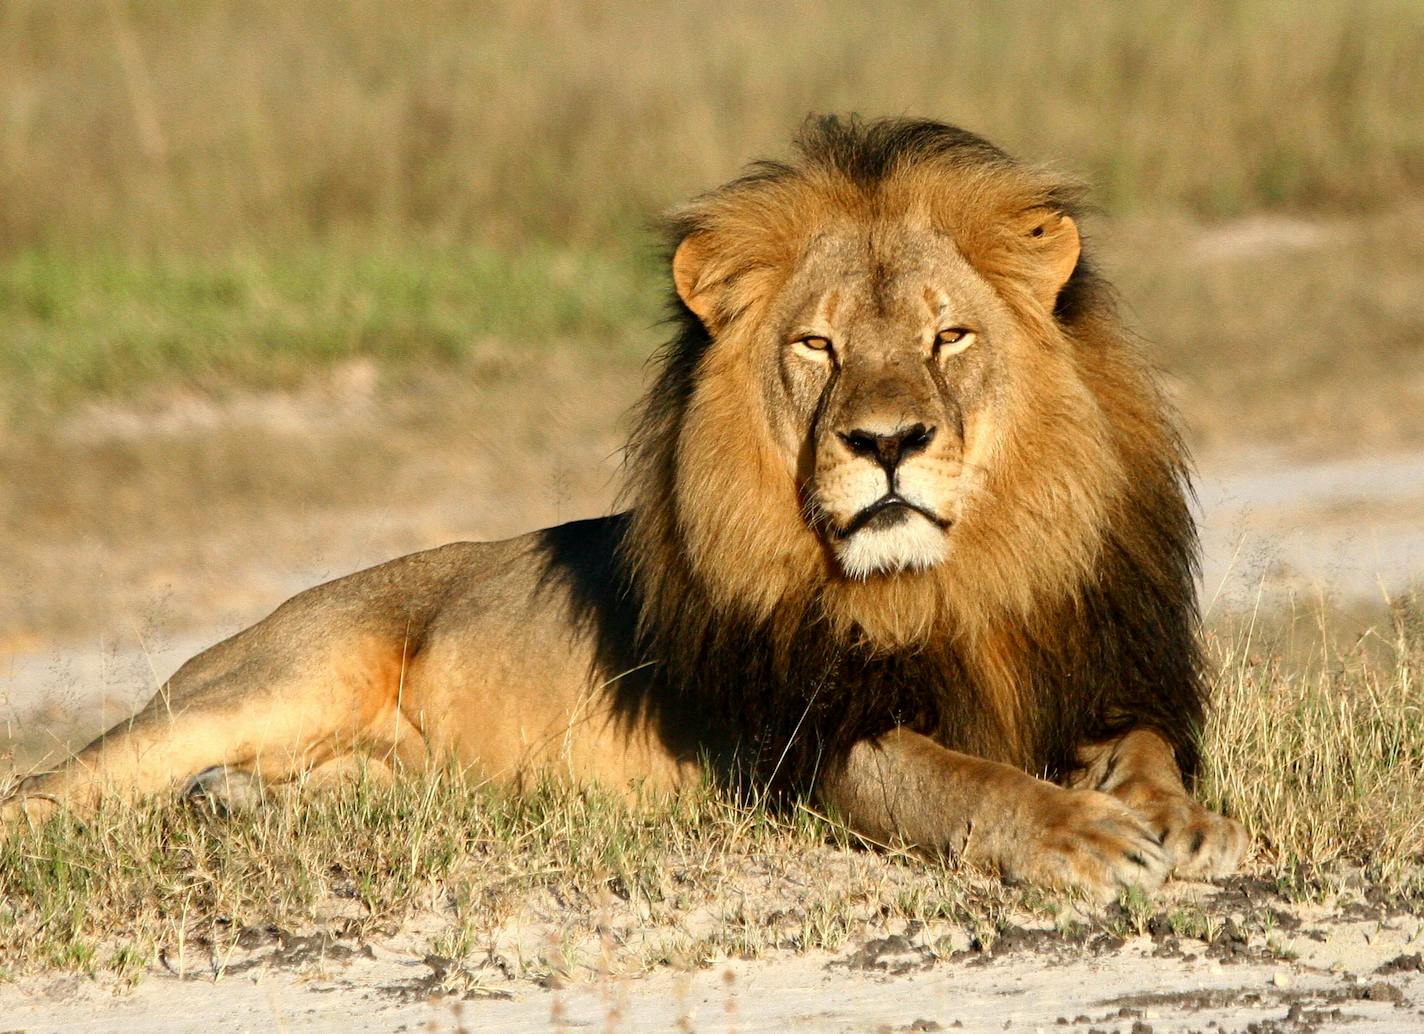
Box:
[832,515,949,580]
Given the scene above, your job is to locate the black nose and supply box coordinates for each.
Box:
[838,423,935,472]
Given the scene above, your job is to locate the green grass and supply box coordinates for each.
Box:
[8,205,1423,458]
[0,243,660,417]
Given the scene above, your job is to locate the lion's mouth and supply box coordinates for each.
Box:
[835,494,948,539]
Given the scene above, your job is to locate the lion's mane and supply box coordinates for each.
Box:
[607,116,1203,793]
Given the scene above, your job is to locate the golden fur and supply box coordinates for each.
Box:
[4,117,1247,901]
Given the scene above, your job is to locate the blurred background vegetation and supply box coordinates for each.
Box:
[3,0,1423,416]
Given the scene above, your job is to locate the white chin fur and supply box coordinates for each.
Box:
[833,516,948,579]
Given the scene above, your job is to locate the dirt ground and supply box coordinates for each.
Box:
[7,881,1424,1033]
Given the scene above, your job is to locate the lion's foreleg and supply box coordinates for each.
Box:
[2,651,426,826]
[2,704,274,825]
[818,727,1169,903]
[1070,728,1248,878]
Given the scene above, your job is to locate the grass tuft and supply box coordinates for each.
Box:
[1199,592,1424,889]
[0,770,972,982]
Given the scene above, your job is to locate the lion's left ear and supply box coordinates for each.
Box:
[672,232,721,330]
[1025,212,1080,311]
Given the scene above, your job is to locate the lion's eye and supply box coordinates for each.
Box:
[933,327,975,357]
[792,335,834,359]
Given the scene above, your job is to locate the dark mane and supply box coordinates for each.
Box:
[597,114,1205,796]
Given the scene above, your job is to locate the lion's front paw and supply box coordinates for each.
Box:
[1000,787,1170,904]
[1135,794,1249,879]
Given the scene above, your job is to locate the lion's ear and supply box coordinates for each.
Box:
[1026,212,1080,311]
[672,233,721,330]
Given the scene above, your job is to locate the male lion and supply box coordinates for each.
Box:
[7,117,1247,901]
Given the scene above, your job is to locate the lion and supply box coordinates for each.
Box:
[5,116,1247,901]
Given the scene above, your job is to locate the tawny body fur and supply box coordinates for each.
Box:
[6,118,1248,901]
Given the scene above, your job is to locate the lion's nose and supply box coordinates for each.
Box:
[837,423,936,474]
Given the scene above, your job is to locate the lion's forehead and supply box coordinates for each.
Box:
[785,226,999,336]
[796,220,959,279]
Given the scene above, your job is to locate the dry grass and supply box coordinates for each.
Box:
[3,0,1422,256]
[1199,591,1424,893]
[0,771,989,985]
[0,351,642,645]
[1,602,1419,985]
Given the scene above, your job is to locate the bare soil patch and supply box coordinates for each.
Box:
[4,879,1422,1033]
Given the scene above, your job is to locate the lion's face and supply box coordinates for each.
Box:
[673,203,1083,588]
[659,146,1112,639]
[764,223,1017,578]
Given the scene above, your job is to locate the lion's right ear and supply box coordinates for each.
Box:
[672,233,721,330]
[1024,212,1080,311]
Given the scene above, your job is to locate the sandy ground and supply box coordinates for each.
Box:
[1197,450,1424,607]
[6,886,1423,1033]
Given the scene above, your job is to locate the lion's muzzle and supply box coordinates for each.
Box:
[815,407,961,578]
